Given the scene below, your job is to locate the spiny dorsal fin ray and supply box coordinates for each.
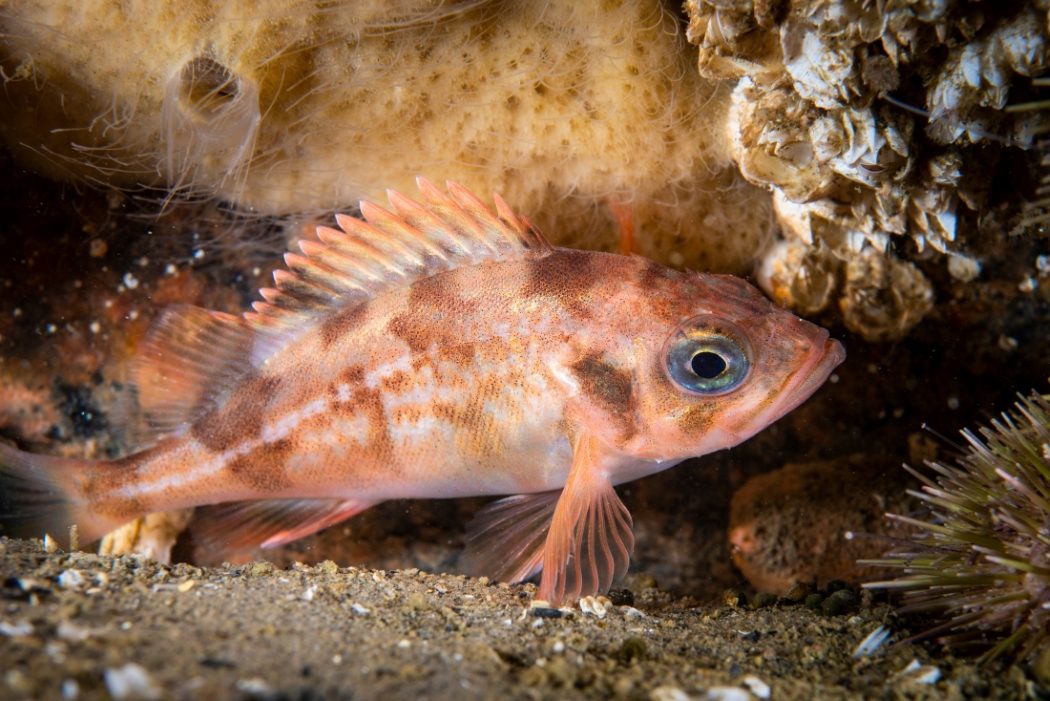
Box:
[244,177,553,328]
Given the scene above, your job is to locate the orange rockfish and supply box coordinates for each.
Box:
[0,179,844,603]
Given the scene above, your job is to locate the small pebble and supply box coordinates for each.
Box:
[742,674,771,699]
[650,686,691,701]
[235,677,275,698]
[821,589,858,616]
[57,621,91,642]
[804,593,824,610]
[0,620,33,637]
[57,569,86,590]
[751,592,777,609]
[703,687,752,701]
[722,589,744,608]
[104,663,162,700]
[617,637,647,664]
[350,603,370,616]
[579,595,611,619]
[622,606,646,620]
[61,679,79,700]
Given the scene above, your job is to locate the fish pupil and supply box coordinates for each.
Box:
[691,351,726,379]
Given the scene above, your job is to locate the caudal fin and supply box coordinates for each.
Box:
[0,441,120,547]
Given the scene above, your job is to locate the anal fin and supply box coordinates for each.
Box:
[462,491,560,584]
[191,498,372,551]
[539,431,634,604]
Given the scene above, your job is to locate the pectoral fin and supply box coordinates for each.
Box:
[462,490,560,583]
[538,431,634,604]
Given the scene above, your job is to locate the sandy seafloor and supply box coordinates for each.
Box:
[0,537,1040,701]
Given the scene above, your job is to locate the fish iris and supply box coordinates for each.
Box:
[664,319,750,395]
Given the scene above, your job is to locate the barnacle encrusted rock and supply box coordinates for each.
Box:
[686,0,1050,339]
[0,0,772,273]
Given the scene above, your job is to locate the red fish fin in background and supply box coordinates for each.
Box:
[191,497,373,550]
[129,305,282,446]
[461,490,560,583]
[0,442,126,547]
[538,432,635,604]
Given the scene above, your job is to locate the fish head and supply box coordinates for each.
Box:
[575,269,845,462]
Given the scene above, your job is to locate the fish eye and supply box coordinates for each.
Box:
[663,318,750,395]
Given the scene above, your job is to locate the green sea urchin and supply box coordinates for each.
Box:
[864,391,1050,665]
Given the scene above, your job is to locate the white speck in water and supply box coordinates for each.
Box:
[947,396,960,410]
[12,308,22,318]
[164,263,177,276]
[829,373,840,383]
[89,321,101,334]
[844,530,854,540]
[45,323,56,334]
[998,335,1019,352]
[252,267,261,276]
[1019,276,1037,293]
[193,249,205,260]
[1036,255,1050,275]
[136,257,149,267]
[123,273,139,290]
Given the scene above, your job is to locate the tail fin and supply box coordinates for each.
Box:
[0,441,120,547]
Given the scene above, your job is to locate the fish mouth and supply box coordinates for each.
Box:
[766,331,846,423]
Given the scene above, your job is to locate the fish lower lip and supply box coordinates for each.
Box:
[775,336,846,417]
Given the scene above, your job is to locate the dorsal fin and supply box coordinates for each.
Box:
[244,177,553,328]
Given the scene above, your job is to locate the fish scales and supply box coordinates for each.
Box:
[0,179,845,604]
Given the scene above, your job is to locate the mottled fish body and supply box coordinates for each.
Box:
[0,179,844,603]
